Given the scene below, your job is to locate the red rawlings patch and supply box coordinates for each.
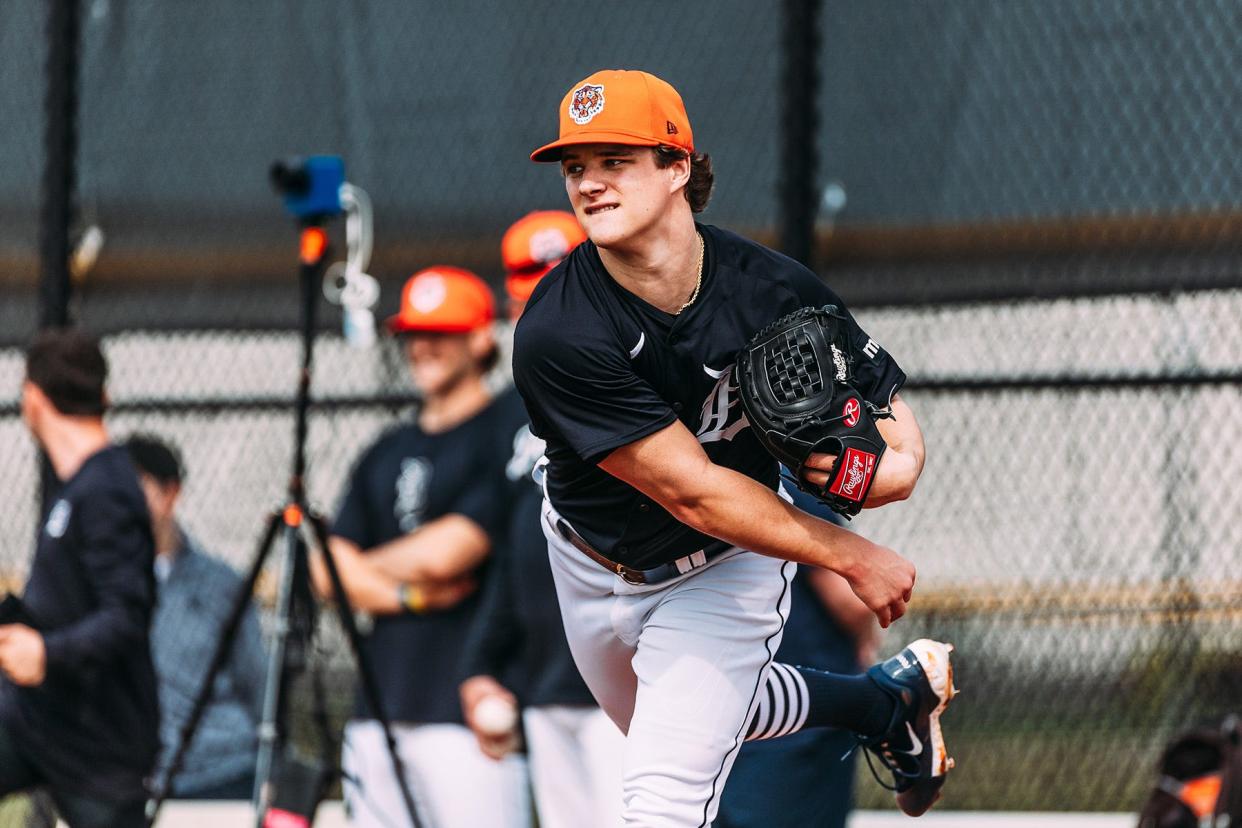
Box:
[828,447,877,502]
[842,397,861,428]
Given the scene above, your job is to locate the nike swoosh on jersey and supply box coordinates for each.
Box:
[702,363,727,379]
[629,332,645,359]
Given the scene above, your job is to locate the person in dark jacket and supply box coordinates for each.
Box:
[0,329,158,828]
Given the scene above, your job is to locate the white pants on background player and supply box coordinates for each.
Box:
[523,705,625,828]
[541,500,794,827]
[342,720,529,828]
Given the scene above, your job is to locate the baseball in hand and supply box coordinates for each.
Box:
[474,695,519,735]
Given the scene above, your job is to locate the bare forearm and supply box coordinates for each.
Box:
[670,463,872,577]
[599,420,916,626]
[313,543,403,614]
[866,395,925,506]
[865,448,921,506]
[366,516,490,582]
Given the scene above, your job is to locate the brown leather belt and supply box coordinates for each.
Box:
[554,518,730,586]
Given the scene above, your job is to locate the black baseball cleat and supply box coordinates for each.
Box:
[859,639,958,816]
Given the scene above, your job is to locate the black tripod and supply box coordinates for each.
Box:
[144,222,423,828]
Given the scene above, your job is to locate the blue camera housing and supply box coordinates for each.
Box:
[282,155,344,219]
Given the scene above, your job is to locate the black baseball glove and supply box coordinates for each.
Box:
[735,305,888,517]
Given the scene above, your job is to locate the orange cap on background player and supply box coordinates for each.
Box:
[386,266,495,334]
[502,210,587,303]
[530,69,694,163]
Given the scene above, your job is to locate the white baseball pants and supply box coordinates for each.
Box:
[541,501,794,828]
[342,720,530,828]
[522,704,625,828]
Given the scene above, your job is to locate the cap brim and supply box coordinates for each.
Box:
[530,130,663,162]
[385,315,486,335]
[505,268,552,303]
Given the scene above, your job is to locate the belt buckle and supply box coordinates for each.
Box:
[616,564,646,586]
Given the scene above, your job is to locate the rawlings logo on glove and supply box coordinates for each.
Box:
[735,305,888,517]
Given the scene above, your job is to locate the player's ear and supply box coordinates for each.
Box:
[468,327,498,371]
[666,154,692,195]
[20,380,48,426]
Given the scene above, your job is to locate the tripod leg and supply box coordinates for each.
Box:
[252,509,309,827]
[307,512,425,828]
[144,510,282,828]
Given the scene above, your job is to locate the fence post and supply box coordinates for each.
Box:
[778,0,821,270]
[37,0,81,515]
[39,0,80,329]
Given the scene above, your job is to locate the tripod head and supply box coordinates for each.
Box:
[270,155,344,223]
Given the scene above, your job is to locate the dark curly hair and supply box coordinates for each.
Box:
[654,146,714,213]
[25,328,107,416]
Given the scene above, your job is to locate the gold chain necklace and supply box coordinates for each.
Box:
[676,232,705,314]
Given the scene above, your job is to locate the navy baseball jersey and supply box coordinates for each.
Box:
[332,401,509,724]
[512,223,905,570]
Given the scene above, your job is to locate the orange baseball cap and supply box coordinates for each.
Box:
[530,69,694,162]
[502,210,587,302]
[386,266,495,333]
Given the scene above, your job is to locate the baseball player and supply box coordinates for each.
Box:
[459,210,625,828]
[312,267,529,828]
[512,69,957,825]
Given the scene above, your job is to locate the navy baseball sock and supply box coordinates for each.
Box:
[746,663,896,741]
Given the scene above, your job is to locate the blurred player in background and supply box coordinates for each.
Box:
[459,210,625,828]
[0,329,158,828]
[126,433,267,800]
[312,267,529,828]
[716,486,876,828]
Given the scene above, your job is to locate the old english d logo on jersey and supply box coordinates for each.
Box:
[569,83,605,125]
[828,447,877,503]
[697,365,750,444]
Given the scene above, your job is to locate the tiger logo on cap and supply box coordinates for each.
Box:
[409,273,448,313]
[529,228,572,265]
[569,83,605,125]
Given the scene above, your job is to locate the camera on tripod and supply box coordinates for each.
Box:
[269,155,344,220]
[147,153,423,828]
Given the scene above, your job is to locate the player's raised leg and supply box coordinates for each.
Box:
[620,553,794,827]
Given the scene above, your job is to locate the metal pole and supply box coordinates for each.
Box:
[39,0,79,328]
[778,0,822,270]
[37,0,81,517]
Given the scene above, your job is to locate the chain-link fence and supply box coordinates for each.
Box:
[2,0,1240,820]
